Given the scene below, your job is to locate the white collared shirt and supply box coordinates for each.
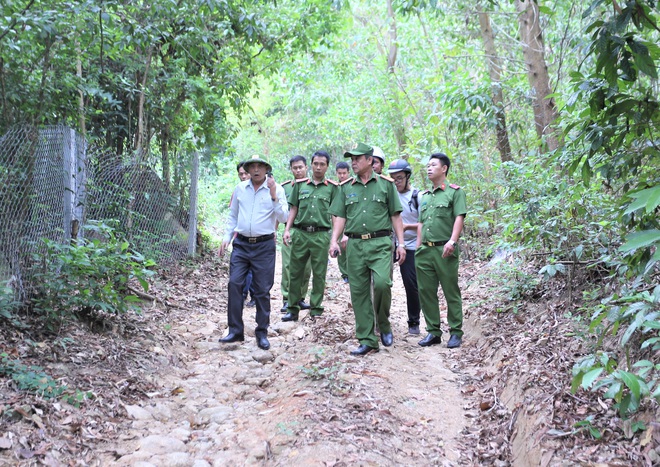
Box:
[224,179,288,242]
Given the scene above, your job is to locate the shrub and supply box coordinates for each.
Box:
[28,221,155,327]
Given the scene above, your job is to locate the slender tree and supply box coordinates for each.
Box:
[478,8,512,162]
[515,0,559,152]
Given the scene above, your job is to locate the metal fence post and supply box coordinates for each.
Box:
[62,127,73,240]
[187,149,199,257]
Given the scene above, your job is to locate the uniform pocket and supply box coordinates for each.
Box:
[434,202,452,218]
[345,197,359,217]
[298,192,312,209]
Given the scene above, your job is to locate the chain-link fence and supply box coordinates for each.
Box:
[0,125,196,302]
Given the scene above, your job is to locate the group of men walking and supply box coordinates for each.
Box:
[219,144,466,356]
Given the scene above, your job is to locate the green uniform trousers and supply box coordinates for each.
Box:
[415,244,463,338]
[286,229,330,317]
[338,244,349,280]
[346,236,393,348]
[281,241,311,301]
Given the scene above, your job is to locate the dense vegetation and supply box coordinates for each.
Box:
[1,0,658,441]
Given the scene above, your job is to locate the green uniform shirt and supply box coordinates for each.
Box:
[282,180,294,200]
[329,173,402,234]
[418,182,467,242]
[288,178,338,229]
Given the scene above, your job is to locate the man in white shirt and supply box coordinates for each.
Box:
[388,159,422,335]
[219,155,288,350]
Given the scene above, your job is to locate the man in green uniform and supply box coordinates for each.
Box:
[329,143,406,356]
[415,152,467,349]
[335,161,351,283]
[280,155,312,313]
[282,151,338,321]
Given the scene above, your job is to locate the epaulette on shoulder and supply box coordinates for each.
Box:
[326,179,338,186]
[449,183,461,190]
[340,178,353,186]
[281,180,293,186]
[378,174,394,182]
[295,177,310,184]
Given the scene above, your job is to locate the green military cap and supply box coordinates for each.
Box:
[344,142,374,158]
[243,154,273,172]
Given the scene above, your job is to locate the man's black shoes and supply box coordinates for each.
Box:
[219,333,244,343]
[447,335,462,348]
[350,344,379,356]
[256,335,270,350]
[381,332,393,347]
[418,333,442,347]
[281,312,298,322]
[280,302,288,313]
[298,300,311,310]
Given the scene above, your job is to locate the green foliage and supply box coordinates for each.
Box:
[494,156,618,267]
[0,281,20,320]
[565,0,660,266]
[572,286,660,417]
[492,258,541,303]
[28,222,155,327]
[564,0,660,420]
[300,347,346,393]
[0,352,66,399]
[573,417,603,439]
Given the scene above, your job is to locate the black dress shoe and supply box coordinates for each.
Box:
[280,301,288,313]
[298,300,311,310]
[256,335,270,350]
[350,344,378,356]
[281,312,298,322]
[381,332,393,347]
[447,334,462,348]
[219,332,244,343]
[245,299,255,307]
[418,333,442,347]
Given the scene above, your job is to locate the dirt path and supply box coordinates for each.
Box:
[3,241,654,465]
[93,250,470,466]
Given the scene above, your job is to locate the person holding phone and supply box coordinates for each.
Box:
[219,155,288,350]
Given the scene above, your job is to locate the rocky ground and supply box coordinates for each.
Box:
[1,248,657,465]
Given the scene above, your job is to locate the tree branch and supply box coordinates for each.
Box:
[0,0,36,43]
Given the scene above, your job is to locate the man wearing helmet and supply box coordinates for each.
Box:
[371,147,386,175]
[388,159,422,335]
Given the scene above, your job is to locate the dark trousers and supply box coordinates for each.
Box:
[395,248,421,326]
[227,237,276,337]
[242,269,255,300]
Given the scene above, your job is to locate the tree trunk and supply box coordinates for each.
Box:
[515,0,559,152]
[134,46,154,161]
[76,41,86,138]
[478,10,512,163]
[385,0,406,151]
[161,124,170,191]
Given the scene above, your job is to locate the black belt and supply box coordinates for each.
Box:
[346,230,391,240]
[423,240,447,247]
[236,233,275,244]
[293,225,330,233]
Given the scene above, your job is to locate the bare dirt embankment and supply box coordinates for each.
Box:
[1,249,655,465]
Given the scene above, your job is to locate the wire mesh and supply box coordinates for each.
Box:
[85,153,190,264]
[0,125,193,305]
